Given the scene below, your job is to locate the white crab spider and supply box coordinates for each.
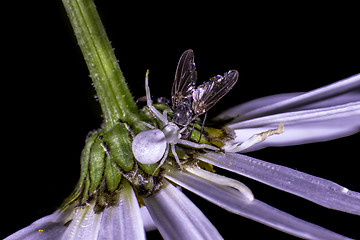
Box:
[132,71,219,172]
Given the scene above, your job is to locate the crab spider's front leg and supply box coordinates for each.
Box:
[162,108,172,121]
[145,70,168,125]
[139,121,156,129]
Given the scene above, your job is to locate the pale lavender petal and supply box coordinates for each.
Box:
[143,181,223,240]
[231,121,358,152]
[61,205,103,240]
[214,92,303,122]
[140,206,157,231]
[198,152,360,215]
[226,101,360,151]
[228,101,360,129]
[165,169,353,240]
[98,181,145,240]
[215,73,360,122]
[4,210,69,240]
[291,91,360,112]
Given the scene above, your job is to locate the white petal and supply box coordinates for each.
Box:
[226,101,360,151]
[143,181,223,240]
[198,152,360,215]
[228,101,360,129]
[166,169,353,240]
[60,204,103,240]
[185,165,254,201]
[4,210,69,240]
[291,91,360,111]
[140,206,157,231]
[216,73,360,122]
[214,92,303,122]
[98,181,145,240]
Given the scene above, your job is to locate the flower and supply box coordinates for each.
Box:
[6,1,358,239]
[6,73,360,240]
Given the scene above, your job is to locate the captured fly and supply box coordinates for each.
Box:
[171,49,239,130]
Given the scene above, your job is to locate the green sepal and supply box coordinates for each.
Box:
[79,132,98,188]
[105,155,122,192]
[102,123,133,172]
[138,161,160,176]
[89,135,105,193]
[188,125,211,144]
[173,145,189,160]
[131,168,162,196]
[81,175,91,205]
[60,132,97,209]
[153,103,170,112]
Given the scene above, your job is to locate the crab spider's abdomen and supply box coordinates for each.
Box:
[132,129,167,164]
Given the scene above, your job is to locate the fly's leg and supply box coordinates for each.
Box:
[187,112,207,142]
[197,112,207,143]
[188,122,196,140]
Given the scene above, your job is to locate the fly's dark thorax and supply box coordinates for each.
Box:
[172,98,194,126]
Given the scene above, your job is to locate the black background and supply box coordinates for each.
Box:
[1,1,359,239]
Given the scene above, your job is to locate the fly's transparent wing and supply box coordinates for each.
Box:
[192,70,239,116]
[171,49,197,106]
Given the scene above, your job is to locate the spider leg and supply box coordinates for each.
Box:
[152,144,170,175]
[140,121,155,129]
[178,139,219,151]
[162,108,172,121]
[171,143,183,170]
[179,126,188,134]
[145,70,168,125]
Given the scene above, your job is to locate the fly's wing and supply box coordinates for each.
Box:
[192,70,239,116]
[171,49,197,106]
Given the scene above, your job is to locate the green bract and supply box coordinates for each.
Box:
[89,136,106,193]
[102,124,133,172]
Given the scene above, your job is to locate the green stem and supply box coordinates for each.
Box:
[62,0,139,130]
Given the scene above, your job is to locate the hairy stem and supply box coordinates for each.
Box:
[62,0,139,130]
